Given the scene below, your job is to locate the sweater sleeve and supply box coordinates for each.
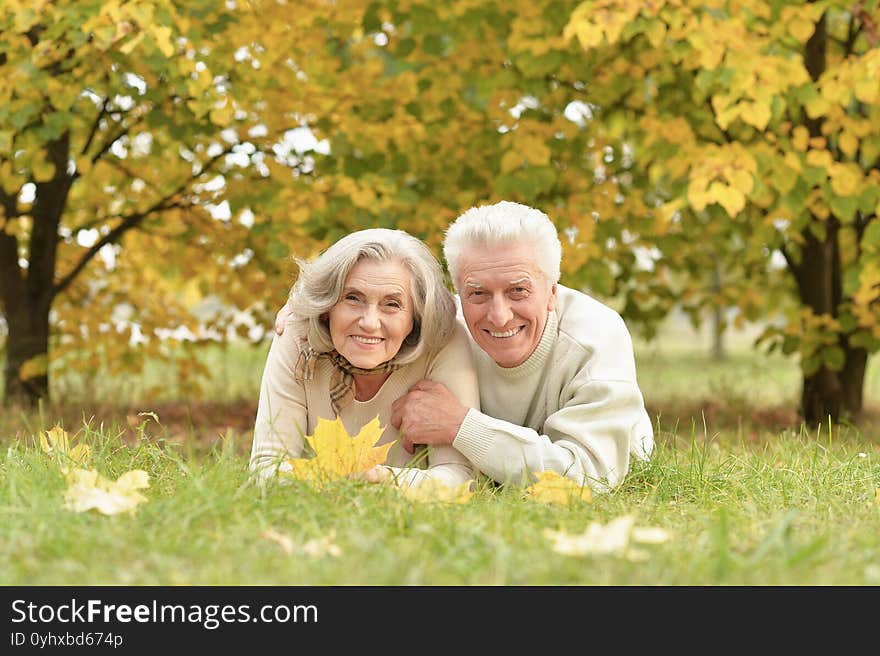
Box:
[387,322,481,489]
[249,321,309,480]
[452,379,651,491]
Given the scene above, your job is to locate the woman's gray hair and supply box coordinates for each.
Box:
[288,228,456,365]
[443,201,562,290]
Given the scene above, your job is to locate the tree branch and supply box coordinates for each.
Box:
[53,147,234,297]
[80,97,110,157]
[88,108,148,166]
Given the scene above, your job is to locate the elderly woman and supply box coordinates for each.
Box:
[250,228,479,488]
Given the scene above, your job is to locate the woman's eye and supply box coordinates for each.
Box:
[345,294,360,302]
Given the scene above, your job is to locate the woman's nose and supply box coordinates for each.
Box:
[358,304,381,330]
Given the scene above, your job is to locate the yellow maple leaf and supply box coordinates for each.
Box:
[401,479,474,504]
[524,470,592,506]
[39,425,91,469]
[63,468,150,515]
[282,416,393,487]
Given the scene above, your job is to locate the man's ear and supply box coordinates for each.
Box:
[548,283,558,311]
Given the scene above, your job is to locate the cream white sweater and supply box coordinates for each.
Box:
[452,284,654,491]
[250,321,480,488]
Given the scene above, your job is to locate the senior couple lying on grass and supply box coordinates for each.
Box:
[250,200,654,492]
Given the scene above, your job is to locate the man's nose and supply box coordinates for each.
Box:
[486,296,513,326]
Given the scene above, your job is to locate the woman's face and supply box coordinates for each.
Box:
[328,258,415,369]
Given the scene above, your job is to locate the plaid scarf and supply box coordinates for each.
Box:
[294,348,400,415]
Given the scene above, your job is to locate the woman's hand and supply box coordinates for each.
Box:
[350,465,391,484]
[274,299,295,335]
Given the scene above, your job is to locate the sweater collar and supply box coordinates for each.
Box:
[486,309,558,378]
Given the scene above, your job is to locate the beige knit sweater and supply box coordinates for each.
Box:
[250,320,480,488]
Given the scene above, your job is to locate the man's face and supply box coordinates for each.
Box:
[456,242,557,368]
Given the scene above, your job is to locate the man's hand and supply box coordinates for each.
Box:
[274,299,295,335]
[390,380,468,453]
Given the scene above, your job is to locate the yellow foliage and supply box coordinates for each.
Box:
[829,163,863,197]
[281,417,393,487]
[791,126,810,151]
[524,470,592,506]
[837,132,859,157]
[806,189,830,220]
[805,93,830,119]
[787,17,815,42]
[739,100,771,131]
[806,149,833,170]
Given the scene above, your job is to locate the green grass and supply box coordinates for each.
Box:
[2,418,879,585]
[2,321,880,585]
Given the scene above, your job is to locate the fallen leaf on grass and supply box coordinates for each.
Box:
[260,528,342,558]
[39,425,90,469]
[302,532,342,558]
[524,470,592,506]
[281,417,393,487]
[63,468,150,515]
[543,515,671,560]
[261,528,294,555]
[401,479,474,504]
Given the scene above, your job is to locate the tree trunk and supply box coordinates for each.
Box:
[4,306,51,406]
[801,344,867,425]
[0,133,71,407]
[792,10,868,425]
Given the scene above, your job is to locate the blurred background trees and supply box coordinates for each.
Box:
[1,0,878,424]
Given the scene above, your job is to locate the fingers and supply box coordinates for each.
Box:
[390,398,404,429]
[401,436,415,454]
[409,379,436,393]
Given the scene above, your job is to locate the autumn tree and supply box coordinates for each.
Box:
[0,0,310,405]
[563,0,880,423]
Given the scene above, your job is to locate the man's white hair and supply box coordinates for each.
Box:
[443,201,562,290]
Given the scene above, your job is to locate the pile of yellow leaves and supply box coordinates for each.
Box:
[38,424,150,516]
[281,417,392,487]
[523,470,592,506]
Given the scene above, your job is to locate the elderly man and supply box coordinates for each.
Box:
[276,201,653,491]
